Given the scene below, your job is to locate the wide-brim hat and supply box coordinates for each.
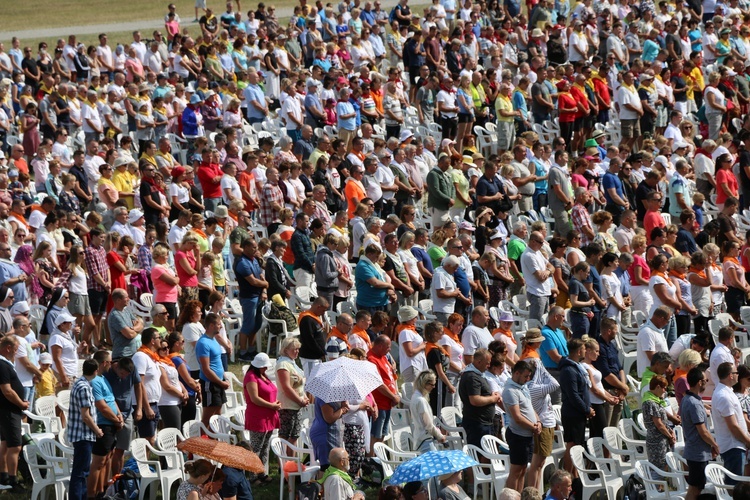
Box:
[397,306,418,323]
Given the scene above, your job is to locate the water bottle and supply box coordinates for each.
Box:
[624,495,630,500]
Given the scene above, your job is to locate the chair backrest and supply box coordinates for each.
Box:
[130,438,157,478]
[480,435,508,458]
[22,445,45,483]
[705,464,733,500]
[440,406,462,428]
[210,415,234,436]
[390,427,414,452]
[56,390,71,411]
[156,428,185,452]
[570,445,602,488]
[182,420,204,439]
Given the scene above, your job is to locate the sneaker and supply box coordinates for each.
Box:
[238,351,255,361]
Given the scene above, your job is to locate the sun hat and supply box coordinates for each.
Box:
[39,353,53,365]
[55,312,76,326]
[591,130,606,140]
[459,221,476,232]
[214,206,229,218]
[128,209,144,224]
[397,306,419,323]
[10,301,29,316]
[523,329,546,343]
[399,129,414,142]
[498,311,514,322]
[251,352,274,369]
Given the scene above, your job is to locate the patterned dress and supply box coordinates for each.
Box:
[642,397,671,473]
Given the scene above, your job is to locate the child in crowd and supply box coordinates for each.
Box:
[35,352,59,399]
[211,237,226,295]
[692,192,705,229]
[198,251,216,304]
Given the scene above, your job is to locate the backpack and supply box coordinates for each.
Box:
[388,6,398,24]
[268,302,298,337]
[360,457,385,487]
[104,468,141,500]
[625,473,647,500]
[297,481,322,500]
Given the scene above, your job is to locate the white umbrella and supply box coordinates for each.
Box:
[305,356,384,403]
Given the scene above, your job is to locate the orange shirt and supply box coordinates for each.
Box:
[367,350,397,410]
[344,179,366,219]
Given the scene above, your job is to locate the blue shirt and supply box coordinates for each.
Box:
[196,334,224,382]
[103,366,141,418]
[336,101,357,131]
[361,9,376,27]
[614,267,631,297]
[354,258,389,307]
[693,205,704,229]
[593,335,622,390]
[220,467,254,500]
[91,375,119,426]
[584,266,603,312]
[235,254,263,299]
[0,260,26,302]
[69,377,97,443]
[243,84,266,120]
[602,172,624,206]
[642,39,660,63]
[539,326,569,370]
[512,89,528,121]
[454,266,471,298]
[531,159,547,192]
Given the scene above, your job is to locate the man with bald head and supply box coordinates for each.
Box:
[521,231,555,320]
[321,448,365,499]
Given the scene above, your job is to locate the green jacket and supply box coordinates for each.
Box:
[426,166,456,210]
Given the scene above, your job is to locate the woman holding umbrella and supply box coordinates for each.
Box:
[243,353,280,486]
[437,470,470,499]
[177,459,226,500]
[310,395,350,473]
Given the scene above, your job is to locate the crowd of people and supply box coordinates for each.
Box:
[5,0,750,498]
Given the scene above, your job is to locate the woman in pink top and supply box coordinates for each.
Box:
[175,233,201,312]
[571,157,589,190]
[628,235,653,317]
[244,353,280,485]
[151,245,179,331]
[715,153,738,207]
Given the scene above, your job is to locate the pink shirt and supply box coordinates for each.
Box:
[175,250,198,287]
[243,370,280,432]
[628,254,651,286]
[151,264,179,303]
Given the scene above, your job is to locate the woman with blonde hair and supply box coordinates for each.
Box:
[592,211,618,255]
[669,255,698,337]
[500,164,522,216]
[455,74,475,151]
[66,245,96,348]
[176,233,201,311]
[276,337,308,448]
[704,243,726,316]
[410,369,446,453]
[427,229,448,270]
[704,72,727,140]
[674,349,703,405]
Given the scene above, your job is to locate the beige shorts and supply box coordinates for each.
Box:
[620,119,641,139]
[533,426,555,457]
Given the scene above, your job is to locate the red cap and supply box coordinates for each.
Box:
[171,166,186,179]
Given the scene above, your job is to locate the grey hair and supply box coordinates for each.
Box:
[279,135,293,148]
[574,186,588,198]
[512,221,527,234]
[498,489,521,500]
[114,206,129,217]
[441,255,460,268]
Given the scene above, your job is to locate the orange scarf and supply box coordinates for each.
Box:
[395,323,418,337]
[725,256,741,267]
[10,211,28,229]
[669,269,686,280]
[350,326,372,349]
[653,271,670,281]
[328,327,351,348]
[521,346,540,360]
[137,345,173,367]
[425,341,447,358]
[192,228,207,239]
[443,326,462,347]
[30,204,48,215]
[228,212,238,223]
[298,310,324,326]
[493,327,517,347]
[689,266,707,279]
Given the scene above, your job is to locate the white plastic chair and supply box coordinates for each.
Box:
[155,428,186,470]
[27,395,63,437]
[463,444,505,499]
[130,438,185,500]
[271,436,320,500]
[24,443,61,500]
[706,463,750,500]
[634,460,688,499]
[570,445,623,500]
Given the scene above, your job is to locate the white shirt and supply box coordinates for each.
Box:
[158,361,183,406]
[96,45,113,68]
[712,383,748,453]
[430,267,456,314]
[81,101,102,134]
[49,331,78,379]
[83,154,105,186]
[520,247,551,296]
[708,343,735,396]
[664,123,684,144]
[375,164,396,200]
[14,335,37,387]
[168,224,187,251]
[649,275,677,316]
[51,142,72,166]
[280,95,302,131]
[131,41,148,62]
[111,221,133,239]
[133,350,163,403]
[636,322,669,376]
[462,324,494,356]
[618,85,642,120]
[398,327,428,374]
[144,50,164,74]
[438,333,464,372]
[182,322,205,368]
[221,174,242,204]
[436,89,457,118]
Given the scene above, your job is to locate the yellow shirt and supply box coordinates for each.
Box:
[112,170,137,209]
[35,369,58,398]
[212,252,226,286]
[495,94,514,123]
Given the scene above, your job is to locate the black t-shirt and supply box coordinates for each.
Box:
[458,369,494,425]
[0,360,25,414]
[671,75,687,102]
[139,181,162,222]
[427,347,451,415]
[199,15,219,33]
[717,212,737,250]
[21,57,39,83]
[635,180,655,222]
[666,33,682,59]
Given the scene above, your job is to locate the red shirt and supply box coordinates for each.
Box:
[570,85,589,119]
[592,77,611,107]
[367,351,397,411]
[196,162,223,199]
[557,92,577,123]
[644,210,666,244]
[716,168,738,205]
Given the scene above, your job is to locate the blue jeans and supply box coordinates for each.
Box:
[721,448,746,484]
[664,315,678,348]
[240,296,260,335]
[204,197,222,214]
[23,386,35,415]
[569,312,590,338]
[70,440,94,500]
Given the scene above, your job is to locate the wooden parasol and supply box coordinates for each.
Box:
[177,437,265,473]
